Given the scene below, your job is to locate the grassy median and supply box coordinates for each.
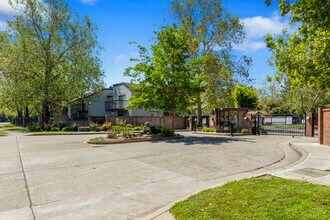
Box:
[170,177,330,220]
[0,124,28,132]
[0,131,9,136]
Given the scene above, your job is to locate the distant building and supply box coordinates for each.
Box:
[67,82,162,121]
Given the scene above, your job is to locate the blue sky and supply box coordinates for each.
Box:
[0,0,291,87]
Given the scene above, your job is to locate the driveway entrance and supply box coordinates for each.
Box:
[0,132,291,219]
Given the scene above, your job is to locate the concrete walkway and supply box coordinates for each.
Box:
[152,136,330,220]
[272,137,330,185]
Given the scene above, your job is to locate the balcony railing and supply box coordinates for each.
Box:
[71,106,88,113]
[105,100,128,111]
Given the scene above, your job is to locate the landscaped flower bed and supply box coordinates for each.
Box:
[87,120,182,144]
[87,133,184,144]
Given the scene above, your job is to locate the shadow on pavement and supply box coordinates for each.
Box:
[153,135,255,146]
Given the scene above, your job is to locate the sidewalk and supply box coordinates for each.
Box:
[150,136,330,220]
[272,137,330,185]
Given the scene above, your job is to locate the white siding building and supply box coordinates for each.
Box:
[68,82,162,120]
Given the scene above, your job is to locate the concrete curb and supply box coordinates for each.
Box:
[143,138,308,220]
[87,135,185,145]
[25,132,108,136]
[193,131,251,136]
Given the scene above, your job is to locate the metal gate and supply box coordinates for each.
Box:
[254,112,306,136]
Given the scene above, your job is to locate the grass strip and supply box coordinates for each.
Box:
[0,131,9,136]
[170,177,330,220]
[31,131,73,135]
[0,126,28,132]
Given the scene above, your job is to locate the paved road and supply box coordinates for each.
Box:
[0,132,291,219]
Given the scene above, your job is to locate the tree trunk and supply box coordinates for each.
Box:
[17,109,23,118]
[171,111,175,135]
[23,106,29,127]
[196,95,202,128]
[42,103,51,124]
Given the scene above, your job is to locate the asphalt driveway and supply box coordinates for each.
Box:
[0,132,291,219]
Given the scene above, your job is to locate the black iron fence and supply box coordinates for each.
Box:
[11,117,38,127]
[254,113,306,136]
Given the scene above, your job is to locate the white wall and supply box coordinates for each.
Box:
[89,89,112,117]
[70,83,163,118]
[113,84,131,109]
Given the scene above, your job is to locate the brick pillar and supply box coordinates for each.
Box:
[324,109,330,145]
[318,108,324,144]
[209,115,216,129]
[244,113,253,133]
[305,112,314,137]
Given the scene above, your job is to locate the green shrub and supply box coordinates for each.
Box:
[126,124,132,127]
[57,123,67,130]
[50,127,60,132]
[42,124,52,131]
[111,126,121,132]
[233,128,241,133]
[133,126,142,131]
[101,125,108,131]
[51,124,59,129]
[95,127,101,132]
[28,124,42,132]
[28,125,37,132]
[144,122,150,127]
[62,126,72,132]
[71,125,79,132]
[143,126,151,134]
[150,126,161,134]
[89,123,101,131]
[160,127,173,136]
[121,126,133,138]
[241,128,249,134]
[107,131,117,139]
[78,126,91,132]
[115,118,126,126]
[202,127,215,132]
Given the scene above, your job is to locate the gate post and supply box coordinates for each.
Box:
[188,116,193,131]
[305,112,314,137]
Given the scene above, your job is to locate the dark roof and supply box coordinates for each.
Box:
[113,82,136,88]
[68,88,111,103]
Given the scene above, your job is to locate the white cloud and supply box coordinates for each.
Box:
[235,12,290,52]
[81,0,99,5]
[233,40,266,52]
[0,0,14,15]
[241,13,289,39]
[113,55,127,64]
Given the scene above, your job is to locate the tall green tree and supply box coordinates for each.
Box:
[258,75,330,116]
[0,0,104,123]
[170,0,251,125]
[265,0,330,112]
[233,85,258,110]
[124,26,203,132]
[0,31,36,123]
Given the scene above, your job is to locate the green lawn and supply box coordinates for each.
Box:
[31,131,73,135]
[170,177,330,220]
[0,124,28,132]
[0,123,13,128]
[0,131,9,136]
